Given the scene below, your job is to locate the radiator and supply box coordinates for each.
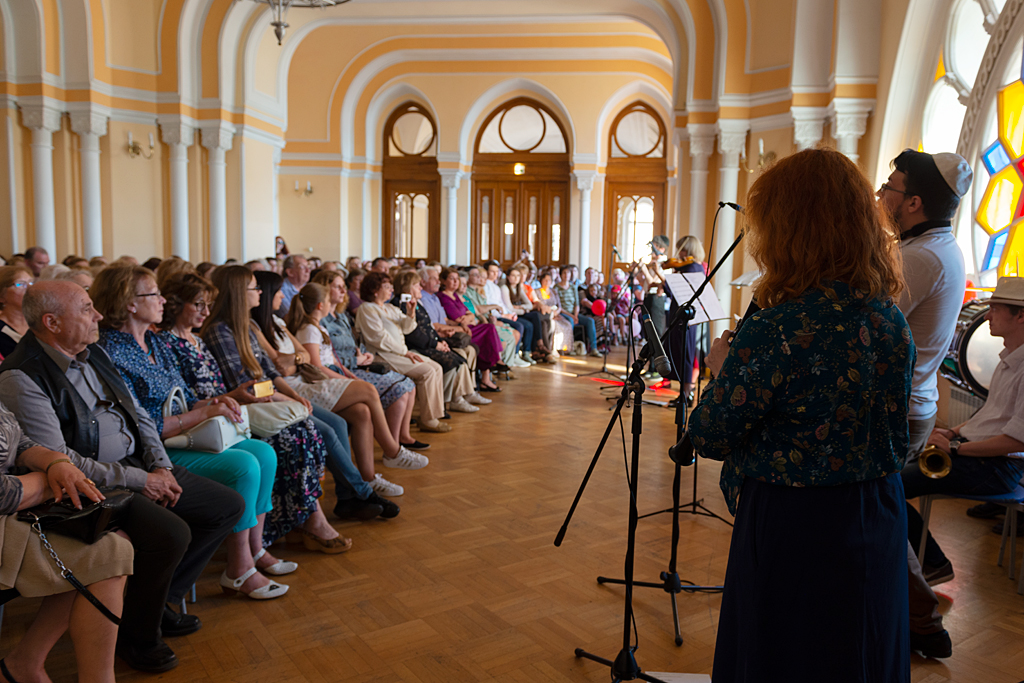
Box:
[948,385,985,425]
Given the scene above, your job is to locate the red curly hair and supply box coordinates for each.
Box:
[745,148,904,308]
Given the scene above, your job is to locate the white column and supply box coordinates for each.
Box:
[791,106,828,151]
[22,104,62,255]
[686,124,716,245]
[574,171,596,270]
[362,173,373,260]
[201,123,234,264]
[831,99,873,164]
[160,119,195,258]
[439,170,463,266]
[70,109,108,258]
[715,120,749,335]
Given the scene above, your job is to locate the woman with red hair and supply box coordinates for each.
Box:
[689,148,913,682]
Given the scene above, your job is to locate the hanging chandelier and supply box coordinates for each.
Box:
[246,0,352,45]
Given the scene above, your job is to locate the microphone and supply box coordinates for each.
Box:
[668,298,762,467]
[612,245,621,257]
[639,307,672,377]
[718,201,744,213]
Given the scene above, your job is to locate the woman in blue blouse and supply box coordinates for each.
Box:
[90,265,288,600]
[689,149,914,682]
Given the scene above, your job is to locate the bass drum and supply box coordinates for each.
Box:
[939,301,999,399]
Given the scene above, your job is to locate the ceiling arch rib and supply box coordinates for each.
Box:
[365,82,439,166]
[594,80,674,167]
[0,0,45,84]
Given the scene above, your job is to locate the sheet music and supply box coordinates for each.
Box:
[664,272,728,326]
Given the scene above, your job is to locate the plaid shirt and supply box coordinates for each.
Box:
[203,322,279,390]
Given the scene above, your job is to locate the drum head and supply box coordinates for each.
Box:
[961,313,999,398]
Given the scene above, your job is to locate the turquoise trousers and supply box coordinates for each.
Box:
[166,438,277,533]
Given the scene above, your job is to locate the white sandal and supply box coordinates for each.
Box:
[254,547,298,576]
[220,566,289,600]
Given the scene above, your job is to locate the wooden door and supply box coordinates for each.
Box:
[473,180,568,267]
[382,179,440,262]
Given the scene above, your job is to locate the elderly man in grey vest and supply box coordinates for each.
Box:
[0,281,244,673]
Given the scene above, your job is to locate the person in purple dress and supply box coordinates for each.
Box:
[438,268,502,391]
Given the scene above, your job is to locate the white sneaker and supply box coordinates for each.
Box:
[509,356,531,368]
[383,446,429,469]
[370,473,404,497]
[449,397,480,413]
[466,392,492,405]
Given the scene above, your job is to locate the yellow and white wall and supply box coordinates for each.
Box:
[0,0,956,317]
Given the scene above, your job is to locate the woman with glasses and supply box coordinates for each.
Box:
[89,265,289,600]
[0,265,33,357]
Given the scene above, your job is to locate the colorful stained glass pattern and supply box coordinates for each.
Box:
[976,53,1024,276]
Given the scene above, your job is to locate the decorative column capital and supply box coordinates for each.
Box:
[439,169,464,190]
[200,121,235,152]
[791,106,828,150]
[20,101,62,132]
[159,115,196,147]
[830,98,874,162]
[68,104,109,137]
[717,119,749,169]
[574,170,598,193]
[686,123,717,160]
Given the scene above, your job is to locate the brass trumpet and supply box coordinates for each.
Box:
[918,445,952,479]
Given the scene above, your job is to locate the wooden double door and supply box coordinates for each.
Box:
[473,181,568,267]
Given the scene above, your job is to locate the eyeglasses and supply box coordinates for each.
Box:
[135,292,162,298]
[11,282,31,289]
[247,286,262,292]
[192,300,210,312]
[878,183,911,196]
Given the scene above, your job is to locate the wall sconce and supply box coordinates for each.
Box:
[127,131,155,159]
[513,163,526,176]
[294,180,313,197]
[742,138,776,174]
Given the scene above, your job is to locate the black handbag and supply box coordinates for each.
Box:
[17,487,134,625]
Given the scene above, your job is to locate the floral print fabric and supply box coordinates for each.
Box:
[688,282,916,515]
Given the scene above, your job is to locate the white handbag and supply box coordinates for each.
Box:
[246,401,308,438]
[162,387,251,453]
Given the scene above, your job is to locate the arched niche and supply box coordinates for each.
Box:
[381,102,440,262]
[471,97,571,266]
[602,101,668,270]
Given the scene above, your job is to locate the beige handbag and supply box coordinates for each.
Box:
[245,401,309,438]
[162,387,251,453]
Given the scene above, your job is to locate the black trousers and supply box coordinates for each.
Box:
[117,466,244,647]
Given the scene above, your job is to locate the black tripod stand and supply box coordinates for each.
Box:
[577,257,641,381]
[597,226,746,646]
[555,325,672,682]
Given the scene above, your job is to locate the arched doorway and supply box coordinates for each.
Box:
[603,102,668,271]
[382,103,441,262]
[471,98,571,266]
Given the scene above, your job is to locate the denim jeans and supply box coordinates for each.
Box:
[561,312,597,350]
[310,405,372,501]
[903,453,1024,567]
[499,316,533,352]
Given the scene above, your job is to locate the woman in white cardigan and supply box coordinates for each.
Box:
[355,272,450,434]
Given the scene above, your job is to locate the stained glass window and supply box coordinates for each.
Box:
[975,50,1024,277]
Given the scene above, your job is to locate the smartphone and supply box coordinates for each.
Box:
[252,379,275,398]
[400,293,412,304]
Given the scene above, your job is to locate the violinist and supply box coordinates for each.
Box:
[666,235,706,405]
[634,235,671,338]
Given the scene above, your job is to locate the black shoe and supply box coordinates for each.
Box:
[922,560,955,587]
[441,411,451,420]
[910,629,952,658]
[401,440,430,450]
[365,491,400,519]
[333,497,384,520]
[968,501,1006,519]
[161,605,201,637]
[992,513,1024,536]
[116,640,179,673]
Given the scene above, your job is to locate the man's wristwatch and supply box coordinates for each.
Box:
[149,464,173,473]
[949,438,962,457]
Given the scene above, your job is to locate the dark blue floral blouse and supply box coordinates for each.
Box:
[688,281,916,515]
[98,328,197,436]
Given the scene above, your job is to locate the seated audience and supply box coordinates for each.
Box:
[903,276,1024,585]
[503,266,555,363]
[555,265,600,357]
[0,266,31,357]
[24,247,50,279]
[465,265,524,368]
[484,260,534,366]
[155,256,196,290]
[278,255,310,316]
[535,268,574,353]
[0,404,130,683]
[355,273,451,432]
[0,280,244,673]
[439,268,503,390]
[345,268,366,312]
[200,266,348,553]
[54,267,94,291]
[89,265,288,601]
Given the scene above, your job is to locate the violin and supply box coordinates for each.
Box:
[663,255,696,269]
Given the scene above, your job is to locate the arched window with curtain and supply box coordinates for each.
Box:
[471,98,571,266]
[603,101,667,271]
[382,103,441,262]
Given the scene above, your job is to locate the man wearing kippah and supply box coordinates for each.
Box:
[878,149,973,659]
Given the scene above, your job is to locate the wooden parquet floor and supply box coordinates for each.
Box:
[5,351,1024,682]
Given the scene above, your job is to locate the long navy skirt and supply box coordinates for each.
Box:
[713,473,909,683]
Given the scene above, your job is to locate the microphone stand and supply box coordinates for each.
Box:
[555,319,668,683]
[578,256,642,385]
[595,227,745,647]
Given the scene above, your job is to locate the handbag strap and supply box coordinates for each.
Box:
[26,515,122,626]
